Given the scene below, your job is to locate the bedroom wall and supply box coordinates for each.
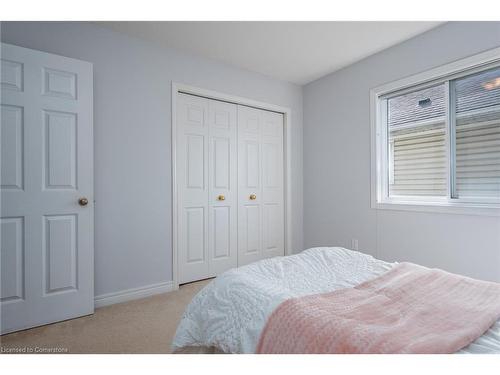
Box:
[304,21,500,282]
[0,21,304,298]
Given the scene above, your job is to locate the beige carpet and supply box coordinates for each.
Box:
[0,279,210,354]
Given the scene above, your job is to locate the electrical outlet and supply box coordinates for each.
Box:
[351,239,359,251]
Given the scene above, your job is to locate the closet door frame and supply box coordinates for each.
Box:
[171,82,293,289]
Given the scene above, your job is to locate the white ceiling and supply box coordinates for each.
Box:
[98,21,443,85]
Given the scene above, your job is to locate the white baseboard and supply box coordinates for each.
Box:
[94,281,177,308]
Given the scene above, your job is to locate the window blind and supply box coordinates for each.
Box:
[455,108,500,198]
[454,67,500,199]
[390,123,447,196]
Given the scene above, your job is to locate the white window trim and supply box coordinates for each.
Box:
[370,46,500,216]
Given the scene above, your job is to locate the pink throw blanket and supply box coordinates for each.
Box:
[256,262,500,354]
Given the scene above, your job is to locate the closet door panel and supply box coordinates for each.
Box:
[242,204,261,252]
[244,141,260,188]
[177,94,209,283]
[263,203,280,253]
[237,106,263,266]
[208,100,237,275]
[185,207,206,263]
[262,111,284,259]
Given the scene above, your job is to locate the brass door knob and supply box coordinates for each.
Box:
[78,197,89,206]
[217,195,225,201]
[249,194,257,200]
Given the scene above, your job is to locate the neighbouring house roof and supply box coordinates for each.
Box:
[388,67,500,128]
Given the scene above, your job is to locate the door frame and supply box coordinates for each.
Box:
[171,82,294,289]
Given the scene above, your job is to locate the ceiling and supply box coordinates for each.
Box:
[98,21,443,85]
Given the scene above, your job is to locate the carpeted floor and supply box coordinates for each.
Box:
[0,279,210,354]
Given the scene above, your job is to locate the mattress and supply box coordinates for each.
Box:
[172,247,500,354]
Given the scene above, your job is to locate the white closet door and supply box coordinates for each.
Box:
[177,94,238,283]
[207,100,237,275]
[177,94,210,284]
[237,106,284,266]
[177,94,284,281]
[237,106,263,266]
[261,111,284,259]
[1,43,93,334]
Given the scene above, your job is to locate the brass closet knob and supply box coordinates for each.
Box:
[217,195,225,201]
[78,197,89,206]
[249,194,257,200]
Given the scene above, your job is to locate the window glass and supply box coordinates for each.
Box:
[388,84,447,197]
[454,67,500,198]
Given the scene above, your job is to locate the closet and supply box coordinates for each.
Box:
[176,93,285,284]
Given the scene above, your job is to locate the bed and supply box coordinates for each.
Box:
[172,247,500,354]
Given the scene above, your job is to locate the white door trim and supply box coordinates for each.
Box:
[171,82,293,289]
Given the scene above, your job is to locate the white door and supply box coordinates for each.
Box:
[261,110,285,259]
[237,106,284,266]
[177,94,238,283]
[237,106,263,265]
[177,94,209,284]
[1,43,94,334]
[207,99,238,276]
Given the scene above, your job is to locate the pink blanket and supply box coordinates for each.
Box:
[256,262,500,354]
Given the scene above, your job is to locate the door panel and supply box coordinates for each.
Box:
[244,204,261,254]
[213,138,229,189]
[0,217,24,302]
[245,141,260,188]
[1,105,23,190]
[207,100,237,275]
[185,207,206,263]
[186,134,205,189]
[43,110,77,190]
[263,143,279,188]
[237,106,263,266]
[237,106,284,266]
[1,59,23,91]
[43,215,78,294]
[261,111,284,259]
[212,206,230,258]
[178,95,237,281]
[263,203,280,253]
[1,43,93,334]
[42,68,77,99]
[177,94,209,283]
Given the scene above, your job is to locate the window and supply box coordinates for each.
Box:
[371,48,500,214]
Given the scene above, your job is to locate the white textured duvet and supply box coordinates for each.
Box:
[172,247,500,354]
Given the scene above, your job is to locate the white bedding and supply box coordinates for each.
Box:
[172,247,500,354]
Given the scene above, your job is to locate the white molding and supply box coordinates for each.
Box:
[171,82,294,289]
[370,46,500,216]
[94,281,176,308]
[374,201,500,217]
[171,83,179,292]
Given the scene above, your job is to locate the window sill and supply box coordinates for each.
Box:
[372,199,500,217]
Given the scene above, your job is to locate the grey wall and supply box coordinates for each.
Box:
[304,22,500,282]
[1,21,303,297]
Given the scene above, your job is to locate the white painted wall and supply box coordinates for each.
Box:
[0,21,303,298]
[304,22,500,282]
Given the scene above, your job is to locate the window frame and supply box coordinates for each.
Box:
[371,46,500,216]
